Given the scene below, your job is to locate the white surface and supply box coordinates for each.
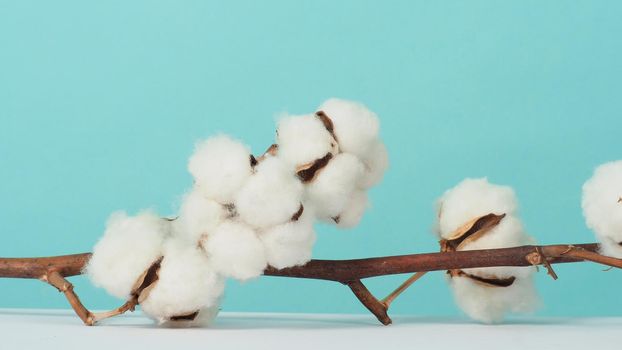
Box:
[2,309,620,350]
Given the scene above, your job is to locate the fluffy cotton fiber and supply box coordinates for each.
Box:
[582,160,622,258]
[335,190,369,228]
[277,113,336,167]
[140,239,224,323]
[188,135,253,203]
[436,178,538,323]
[436,178,518,239]
[235,156,304,229]
[173,189,227,244]
[318,98,380,159]
[260,204,317,269]
[203,220,267,281]
[450,274,539,324]
[359,141,389,189]
[306,153,365,220]
[86,211,168,299]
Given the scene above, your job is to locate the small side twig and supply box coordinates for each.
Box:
[43,270,95,326]
[347,280,391,325]
[381,271,427,308]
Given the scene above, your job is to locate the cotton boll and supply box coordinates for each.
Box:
[335,190,369,229]
[188,135,253,203]
[260,205,317,269]
[318,98,380,158]
[306,153,365,220]
[203,220,267,281]
[277,114,336,167]
[450,274,539,324]
[140,239,224,323]
[582,160,622,258]
[235,156,304,228]
[173,190,227,244]
[437,178,519,239]
[86,211,168,300]
[359,141,389,189]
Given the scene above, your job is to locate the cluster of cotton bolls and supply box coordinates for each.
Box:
[435,178,539,323]
[85,98,388,327]
[582,160,622,259]
[277,99,388,227]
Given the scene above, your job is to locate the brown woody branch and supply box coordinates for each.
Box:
[1,243,620,325]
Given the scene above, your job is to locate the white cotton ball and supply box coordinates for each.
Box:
[306,153,365,220]
[436,178,519,239]
[276,113,336,167]
[260,205,317,269]
[582,160,622,258]
[173,189,227,244]
[203,220,267,281]
[335,190,369,229]
[359,141,389,189]
[235,156,304,228]
[188,135,253,203]
[86,211,168,300]
[140,239,224,323]
[318,98,380,158]
[450,274,539,324]
[159,304,221,328]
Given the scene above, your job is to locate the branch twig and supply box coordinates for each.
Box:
[1,243,620,326]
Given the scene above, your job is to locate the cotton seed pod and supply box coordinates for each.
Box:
[436,181,538,323]
[436,178,518,239]
[188,134,253,203]
[173,189,228,244]
[334,190,369,229]
[203,220,268,281]
[276,113,337,167]
[306,153,365,220]
[234,156,304,229]
[582,160,622,258]
[86,211,168,300]
[317,98,380,159]
[140,239,225,324]
[260,204,317,269]
[359,141,389,189]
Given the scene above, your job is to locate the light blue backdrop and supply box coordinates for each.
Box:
[1,1,620,319]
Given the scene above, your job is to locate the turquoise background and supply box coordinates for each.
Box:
[1,1,621,320]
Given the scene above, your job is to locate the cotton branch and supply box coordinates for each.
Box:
[1,242,620,326]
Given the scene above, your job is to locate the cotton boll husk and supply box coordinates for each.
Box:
[437,178,518,239]
[188,135,253,203]
[204,220,267,281]
[359,141,389,189]
[173,190,227,244]
[335,190,369,229]
[306,153,365,220]
[235,156,304,228]
[159,303,221,328]
[582,160,622,258]
[318,99,380,159]
[260,205,317,269]
[86,211,168,300]
[277,114,336,167]
[140,239,224,322]
[450,274,539,324]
